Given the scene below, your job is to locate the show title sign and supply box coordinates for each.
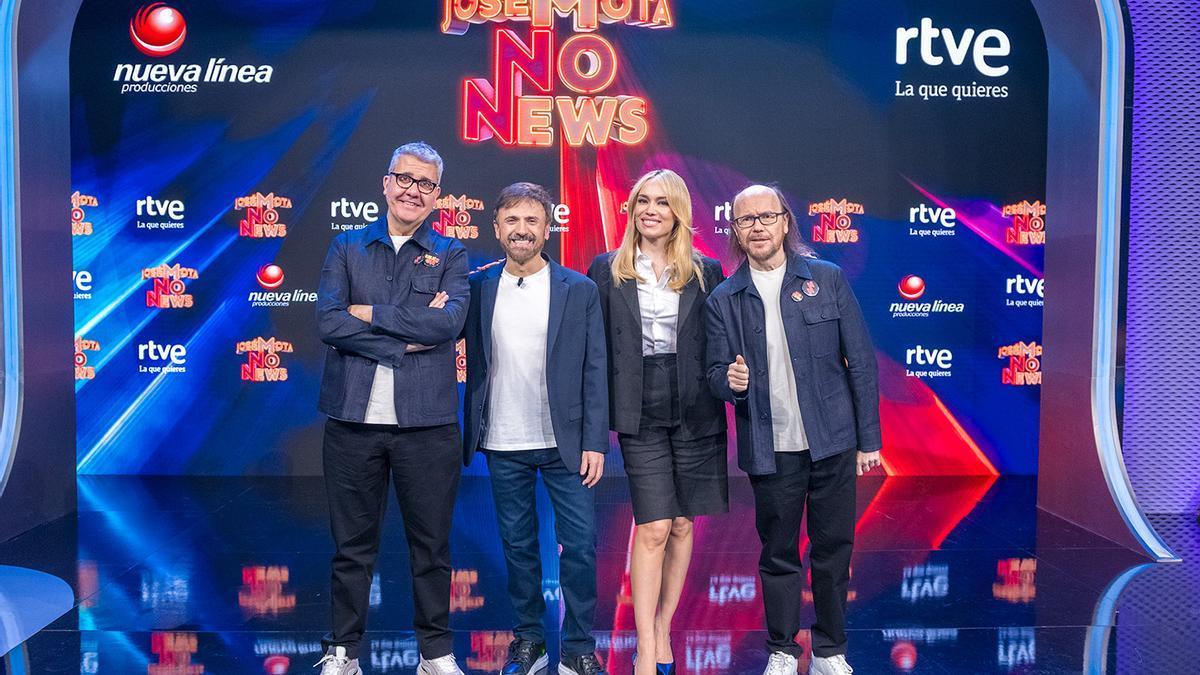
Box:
[441,0,674,147]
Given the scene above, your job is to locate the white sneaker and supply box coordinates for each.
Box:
[418,653,466,675]
[763,651,798,675]
[314,647,361,675]
[809,654,853,675]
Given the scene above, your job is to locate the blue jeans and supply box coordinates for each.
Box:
[485,448,597,657]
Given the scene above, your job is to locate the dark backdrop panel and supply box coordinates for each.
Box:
[68,1,1048,476]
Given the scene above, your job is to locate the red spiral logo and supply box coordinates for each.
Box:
[130,4,187,57]
[256,264,285,290]
[898,274,926,301]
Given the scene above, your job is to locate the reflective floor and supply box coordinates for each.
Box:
[1,476,1197,674]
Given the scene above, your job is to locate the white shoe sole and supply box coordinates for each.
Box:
[525,653,550,674]
[557,662,587,675]
[417,663,461,675]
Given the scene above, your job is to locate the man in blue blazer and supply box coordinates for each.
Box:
[462,182,610,675]
[705,185,881,675]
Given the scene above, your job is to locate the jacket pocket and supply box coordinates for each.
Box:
[802,303,841,357]
[412,273,439,295]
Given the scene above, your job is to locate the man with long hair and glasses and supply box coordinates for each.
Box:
[315,142,469,675]
[705,184,881,675]
[587,169,727,675]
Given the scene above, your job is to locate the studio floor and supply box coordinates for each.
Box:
[0,475,1196,674]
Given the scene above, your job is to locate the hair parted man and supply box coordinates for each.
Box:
[314,142,470,675]
[461,182,610,675]
[705,184,882,675]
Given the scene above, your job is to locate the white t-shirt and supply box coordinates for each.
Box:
[634,247,679,356]
[363,234,412,425]
[482,265,557,450]
[750,264,810,453]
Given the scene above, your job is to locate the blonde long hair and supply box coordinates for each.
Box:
[610,169,705,292]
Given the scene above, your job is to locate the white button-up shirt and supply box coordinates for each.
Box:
[635,247,680,356]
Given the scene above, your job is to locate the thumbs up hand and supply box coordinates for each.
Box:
[728,354,750,393]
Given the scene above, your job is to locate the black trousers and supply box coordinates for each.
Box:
[750,449,856,658]
[321,418,462,660]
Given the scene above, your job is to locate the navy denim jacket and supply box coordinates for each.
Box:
[316,219,469,427]
[705,253,881,475]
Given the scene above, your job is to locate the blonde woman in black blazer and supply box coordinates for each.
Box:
[587,169,728,675]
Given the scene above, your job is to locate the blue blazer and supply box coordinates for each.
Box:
[316,220,469,426]
[705,253,881,475]
[462,255,609,472]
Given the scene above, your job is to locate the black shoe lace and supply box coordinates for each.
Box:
[575,654,603,675]
[508,639,538,665]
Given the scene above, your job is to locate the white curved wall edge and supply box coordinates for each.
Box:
[0,0,25,501]
[1092,0,1178,562]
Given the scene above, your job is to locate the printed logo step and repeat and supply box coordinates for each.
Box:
[71,0,1047,475]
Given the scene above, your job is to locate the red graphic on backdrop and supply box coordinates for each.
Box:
[256,264,284,290]
[898,275,926,300]
[237,337,293,383]
[998,341,1042,386]
[236,193,292,238]
[143,263,197,309]
[75,337,101,381]
[446,2,671,147]
[71,191,98,236]
[435,194,484,239]
[130,4,187,57]
[809,198,864,244]
[1002,200,1046,245]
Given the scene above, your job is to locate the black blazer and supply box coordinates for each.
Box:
[587,252,727,440]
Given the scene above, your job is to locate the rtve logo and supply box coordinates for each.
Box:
[896,18,1011,77]
[905,345,953,370]
[138,340,187,365]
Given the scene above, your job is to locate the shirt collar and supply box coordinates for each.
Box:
[367,219,434,251]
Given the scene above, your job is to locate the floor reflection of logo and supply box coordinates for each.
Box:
[130,4,187,57]
[239,566,296,616]
[891,642,918,672]
[992,558,1036,602]
[256,264,285,290]
[468,632,514,672]
[450,569,485,612]
[263,655,290,675]
[149,632,203,675]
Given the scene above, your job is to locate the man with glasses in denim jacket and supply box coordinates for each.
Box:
[314,142,470,675]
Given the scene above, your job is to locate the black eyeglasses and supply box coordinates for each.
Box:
[732,210,788,229]
[387,172,439,194]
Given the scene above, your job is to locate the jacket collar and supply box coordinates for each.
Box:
[725,251,814,293]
